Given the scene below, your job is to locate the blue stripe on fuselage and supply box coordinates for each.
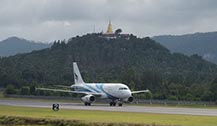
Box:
[84,84,101,93]
[83,83,119,100]
[96,83,119,100]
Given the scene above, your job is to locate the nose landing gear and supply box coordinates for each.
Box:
[118,103,123,106]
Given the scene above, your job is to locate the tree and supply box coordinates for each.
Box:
[29,84,36,95]
[115,29,122,34]
[201,91,213,101]
[185,93,194,101]
[168,95,178,101]
[21,87,30,95]
[210,78,217,101]
[4,84,16,95]
[121,68,137,90]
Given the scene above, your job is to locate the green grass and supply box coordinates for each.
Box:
[0,105,217,126]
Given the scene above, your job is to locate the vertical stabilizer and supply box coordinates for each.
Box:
[73,62,85,84]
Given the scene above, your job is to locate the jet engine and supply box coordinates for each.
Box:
[123,96,134,103]
[81,94,96,103]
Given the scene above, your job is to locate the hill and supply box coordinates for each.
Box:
[0,33,217,101]
[152,32,217,64]
[0,36,51,57]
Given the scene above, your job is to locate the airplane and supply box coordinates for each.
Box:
[37,62,150,106]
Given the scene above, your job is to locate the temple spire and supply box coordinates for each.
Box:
[106,20,113,34]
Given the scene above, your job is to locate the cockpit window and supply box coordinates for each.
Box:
[119,87,128,90]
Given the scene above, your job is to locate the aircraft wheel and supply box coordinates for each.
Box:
[85,103,91,106]
[118,103,123,106]
[110,102,116,106]
[113,102,116,106]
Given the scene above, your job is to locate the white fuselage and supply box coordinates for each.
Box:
[71,83,132,100]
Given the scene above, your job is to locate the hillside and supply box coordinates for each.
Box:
[152,32,217,64]
[0,33,217,101]
[0,36,51,57]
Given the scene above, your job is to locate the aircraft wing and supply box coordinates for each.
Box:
[36,88,102,96]
[131,89,150,94]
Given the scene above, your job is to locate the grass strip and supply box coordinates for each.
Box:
[0,115,169,126]
[0,105,217,126]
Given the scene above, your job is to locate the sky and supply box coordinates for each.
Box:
[0,0,217,43]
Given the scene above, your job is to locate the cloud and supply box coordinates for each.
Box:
[0,0,217,42]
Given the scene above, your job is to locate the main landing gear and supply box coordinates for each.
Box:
[84,102,91,106]
[110,102,116,106]
[109,101,123,106]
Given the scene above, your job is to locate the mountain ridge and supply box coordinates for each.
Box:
[152,31,217,64]
[0,36,52,57]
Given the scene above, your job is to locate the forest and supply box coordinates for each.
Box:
[0,33,217,101]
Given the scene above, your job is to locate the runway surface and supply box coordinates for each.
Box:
[0,99,217,116]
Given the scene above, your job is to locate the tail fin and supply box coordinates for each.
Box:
[73,62,85,84]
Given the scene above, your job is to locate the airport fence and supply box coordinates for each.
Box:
[134,99,216,106]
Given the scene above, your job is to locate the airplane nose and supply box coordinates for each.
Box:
[127,90,132,97]
[120,90,131,98]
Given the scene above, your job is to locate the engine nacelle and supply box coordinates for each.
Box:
[81,94,96,103]
[123,96,134,103]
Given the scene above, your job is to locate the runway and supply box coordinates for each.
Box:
[0,99,217,116]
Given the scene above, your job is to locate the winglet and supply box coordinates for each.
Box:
[73,62,85,84]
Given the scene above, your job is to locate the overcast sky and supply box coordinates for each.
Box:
[1,0,217,42]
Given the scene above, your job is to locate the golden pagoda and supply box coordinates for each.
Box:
[106,21,113,34]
